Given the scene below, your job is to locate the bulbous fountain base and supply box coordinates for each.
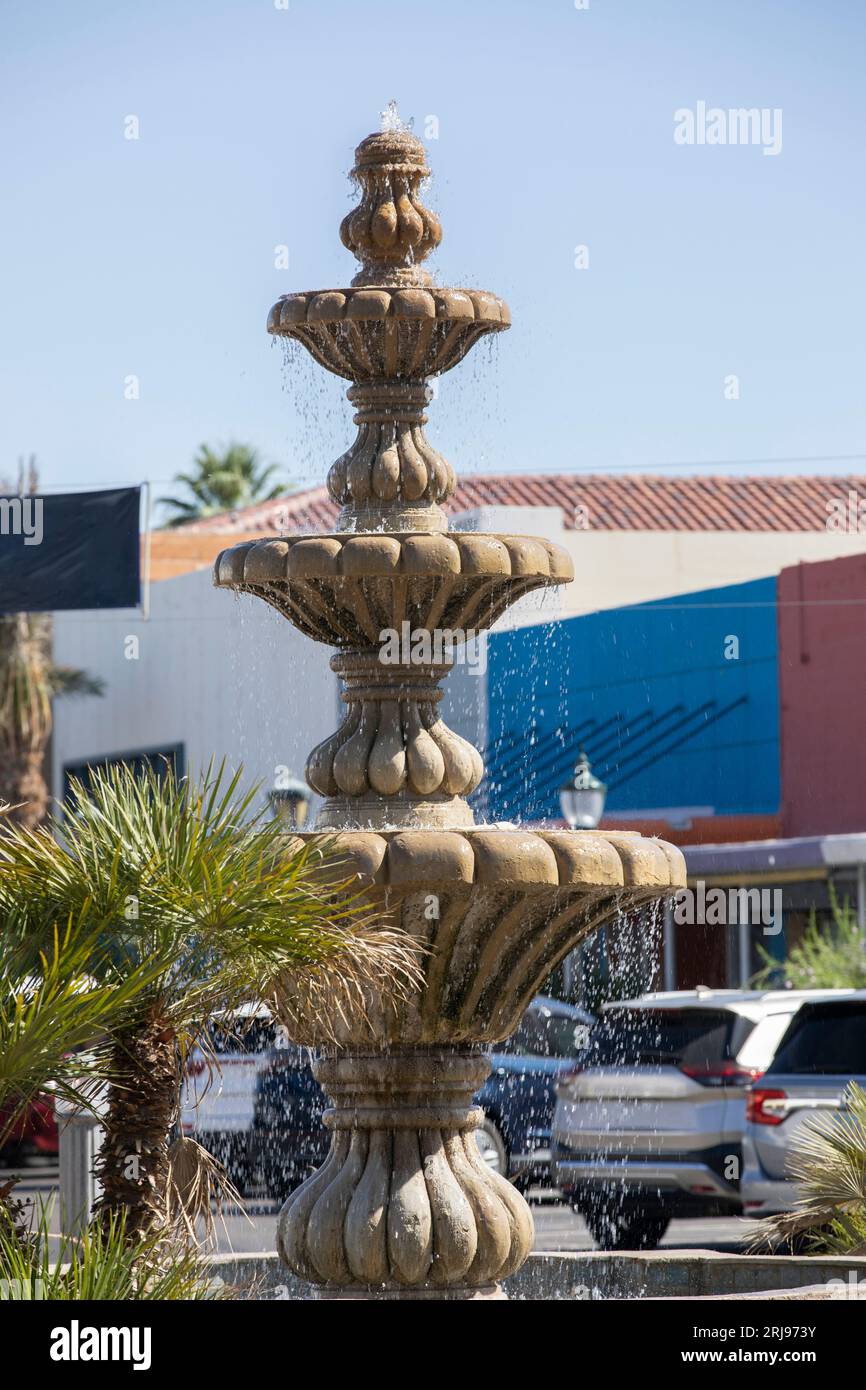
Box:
[277,1049,533,1299]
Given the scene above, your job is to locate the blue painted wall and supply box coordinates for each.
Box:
[481,576,780,823]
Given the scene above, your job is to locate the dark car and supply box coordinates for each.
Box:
[475,997,593,1187]
[251,1044,328,1200]
[0,1095,58,1166]
[252,995,592,1203]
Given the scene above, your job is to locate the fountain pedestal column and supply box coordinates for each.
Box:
[277,1049,533,1298]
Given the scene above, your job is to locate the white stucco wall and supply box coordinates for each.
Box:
[51,567,338,812]
[453,503,866,621]
[52,505,866,810]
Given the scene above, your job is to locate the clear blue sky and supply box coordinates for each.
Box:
[1,0,864,501]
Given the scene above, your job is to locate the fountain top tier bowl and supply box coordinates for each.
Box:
[268,128,509,388]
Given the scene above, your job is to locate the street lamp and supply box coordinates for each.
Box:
[559,750,607,830]
[269,776,311,829]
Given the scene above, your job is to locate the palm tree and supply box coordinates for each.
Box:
[0,613,104,828]
[159,443,286,527]
[0,837,226,1295]
[0,860,166,1245]
[0,762,419,1248]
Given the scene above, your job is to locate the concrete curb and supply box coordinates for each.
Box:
[207,1248,866,1301]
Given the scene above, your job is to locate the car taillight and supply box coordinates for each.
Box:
[746,1087,788,1125]
[680,1062,763,1088]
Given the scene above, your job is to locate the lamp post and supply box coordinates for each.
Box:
[559,750,607,830]
[559,750,608,1002]
[268,776,311,829]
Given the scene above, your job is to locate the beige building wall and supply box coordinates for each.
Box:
[456,504,866,622]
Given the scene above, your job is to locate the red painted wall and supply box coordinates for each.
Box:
[778,553,866,836]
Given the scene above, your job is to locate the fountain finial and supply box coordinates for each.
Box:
[379,98,413,134]
[339,118,442,287]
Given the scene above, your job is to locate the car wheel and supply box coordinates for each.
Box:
[474,1118,507,1177]
[580,1203,670,1252]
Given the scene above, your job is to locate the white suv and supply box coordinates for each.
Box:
[550,988,839,1250]
[741,992,866,1218]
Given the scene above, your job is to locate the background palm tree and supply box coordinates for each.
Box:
[158,443,287,527]
[0,762,419,1248]
[0,612,104,827]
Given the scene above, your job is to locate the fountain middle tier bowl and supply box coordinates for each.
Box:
[214,531,573,646]
[281,826,686,1048]
[267,286,510,381]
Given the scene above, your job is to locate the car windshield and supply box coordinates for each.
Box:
[768,1002,866,1075]
[499,1007,587,1058]
[584,1007,754,1068]
[736,1011,796,1069]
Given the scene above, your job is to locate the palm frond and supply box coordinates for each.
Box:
[0,915,170,1140]
[158,442,290,527]
[0,760,421,1041]
[47,666,106,699]
[0,1202,227,1300]
[166,1132,247,1249]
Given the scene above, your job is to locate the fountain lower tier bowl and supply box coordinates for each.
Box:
[267,286,509,381]
[281,827,686,1048]
[214,531,572,646]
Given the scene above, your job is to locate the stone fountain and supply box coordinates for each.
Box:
[214,115,686,1300]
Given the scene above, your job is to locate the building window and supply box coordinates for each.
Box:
[62,743,185,802]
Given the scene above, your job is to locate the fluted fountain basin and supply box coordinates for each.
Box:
[275,826,685,1298]
[267,286,509,381]
[214,532,573,646]
[285,827,686,1047]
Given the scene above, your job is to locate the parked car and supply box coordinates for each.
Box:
[474,996,593,1187]
[179,1006,281,1191]
[741,992,866,1217]
[251,1042,327,1199]
[0,1095,58,1166]
[550,988,839,1251]
[253,995,593,1203]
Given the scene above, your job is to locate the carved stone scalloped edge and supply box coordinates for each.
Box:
[267,286,511,335]
[296,826,688,893]
[213,530,574,589]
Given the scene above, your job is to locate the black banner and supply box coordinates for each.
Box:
[0,487,141,613]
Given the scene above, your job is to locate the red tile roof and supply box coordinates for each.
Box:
[176,474,866,536]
